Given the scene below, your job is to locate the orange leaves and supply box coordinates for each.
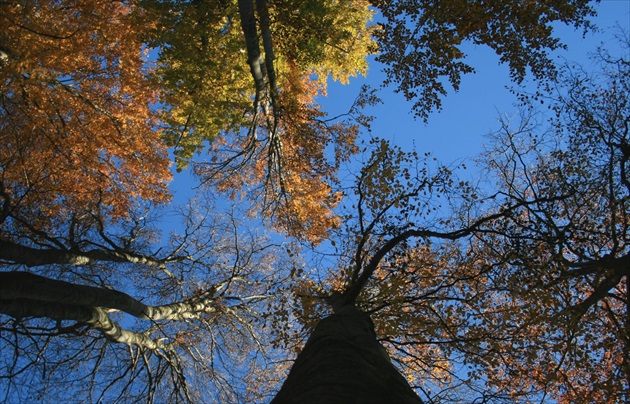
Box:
[276,173,342,243]
[1,0,171,231]
[464,44,630,401]
[146,0,374,242]
[267,69,358,242]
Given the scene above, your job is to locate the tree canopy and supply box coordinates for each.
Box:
[2,0,627,403]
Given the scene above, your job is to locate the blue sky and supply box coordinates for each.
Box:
[321,0,630,164]
[118,2,630,401]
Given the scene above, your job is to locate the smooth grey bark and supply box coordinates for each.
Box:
[0,271,219,348]
[0,298,165,349]
[255,0,277,99]
[271,304,423,404]
[0,239,168,268]
[237,0,267,97]
[237,0,279,125]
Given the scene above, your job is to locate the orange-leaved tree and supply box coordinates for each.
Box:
[0,1,374,400]
[1,1,617,403]
[277,138,510,402]
[148,0,598,242]
[461,43,629,403]
[1,0,172,238]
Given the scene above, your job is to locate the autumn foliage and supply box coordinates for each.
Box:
[373,0,597,119]
[143,0,376,242]
[287,50,629,400]
[1,0,626,403]
[1,0,172,233]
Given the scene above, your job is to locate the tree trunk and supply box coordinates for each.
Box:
[0,239,167,268]
[271,304,423,404]
[0,271,219,349]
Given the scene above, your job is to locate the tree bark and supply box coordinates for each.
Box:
[237,0,267,97]
[0,271,218,321]
[271,304,423,404]
[0,271,220,349]
[0,239,167,268]
[0,298,164,349]
[0,271,150,317]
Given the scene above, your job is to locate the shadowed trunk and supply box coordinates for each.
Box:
[271,304,423,404]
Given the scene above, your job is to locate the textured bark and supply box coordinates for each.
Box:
[272,304,423,404]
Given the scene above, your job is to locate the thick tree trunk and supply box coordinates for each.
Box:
[0,271,219,349]
[271,304,423,404]
[0,239,167,268]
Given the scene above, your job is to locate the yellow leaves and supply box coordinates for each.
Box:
[144,0,374,241]
[307,1,376,85]
[4,0,368,317]
[271,0,376,85]
[152,0,373,158]
[151,0,253,169]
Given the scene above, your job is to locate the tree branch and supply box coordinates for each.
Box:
[0,271,150,318]
[0,271,219,321]
[0,298,165,350]
[237,0,267,100]
[345,195,571,304]
[0,239,169,268]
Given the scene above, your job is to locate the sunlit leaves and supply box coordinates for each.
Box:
[1,1,622,403]
[1,0,172,233]
[272,0,376,85]
[144,0,253,169]
[195,68,369,243]
[144,0,375,242]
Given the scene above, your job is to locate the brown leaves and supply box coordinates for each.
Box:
[458,44,630,402]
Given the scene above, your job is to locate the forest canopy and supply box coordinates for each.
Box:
[1,0,628,403]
